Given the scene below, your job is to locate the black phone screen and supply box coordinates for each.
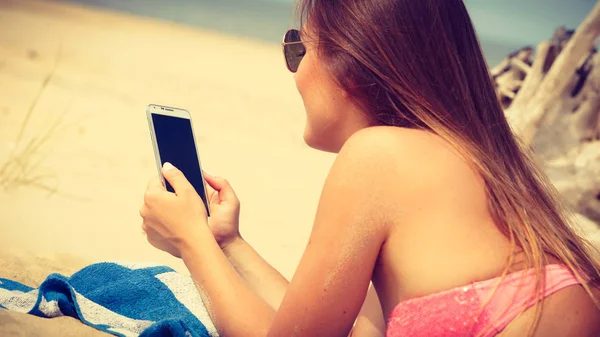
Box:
[151,113,210,215]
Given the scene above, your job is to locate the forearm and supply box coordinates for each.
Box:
[182,233,275,337]
[223,237,289,310]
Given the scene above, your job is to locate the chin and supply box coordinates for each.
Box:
[303,127,340,153]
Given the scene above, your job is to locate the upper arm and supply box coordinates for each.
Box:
[350,284,386,337]
[267,128,401,337]
[500,285,600,337]
[532,285,600,337]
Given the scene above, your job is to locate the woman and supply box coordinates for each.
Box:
[139,0,600,336]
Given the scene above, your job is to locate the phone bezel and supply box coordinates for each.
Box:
[146,104,210,216]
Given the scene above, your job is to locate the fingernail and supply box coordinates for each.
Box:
[203,169,213,176]
[163,162,176,171]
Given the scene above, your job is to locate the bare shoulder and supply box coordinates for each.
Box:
[338,126,476,192]
[342,126,451,154]
[330,126,484,232]
[499,285,600,337]
[340,126,461,167]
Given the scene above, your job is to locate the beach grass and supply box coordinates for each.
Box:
[0,49,63,194]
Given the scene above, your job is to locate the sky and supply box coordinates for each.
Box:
[463,0,597,46]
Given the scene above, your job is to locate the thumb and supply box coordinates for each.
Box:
[203,171,237,201]
[162,162,192,195]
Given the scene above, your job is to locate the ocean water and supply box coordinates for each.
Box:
[60,0,296,43]
[60,0,596,67]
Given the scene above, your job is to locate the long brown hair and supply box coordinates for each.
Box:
[296,0,600,335]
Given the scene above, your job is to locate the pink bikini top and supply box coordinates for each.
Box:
[386,264,581,337]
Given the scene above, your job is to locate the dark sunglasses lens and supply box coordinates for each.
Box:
[284,30,305,72]
[284,29,301,44]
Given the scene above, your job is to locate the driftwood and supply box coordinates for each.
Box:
[492,2,600,228]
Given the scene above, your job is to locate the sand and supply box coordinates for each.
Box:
[3,1,600,334]
[0,0,334,281]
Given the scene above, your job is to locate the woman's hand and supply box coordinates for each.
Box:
[203,171,242,250]
[140,162,210,257]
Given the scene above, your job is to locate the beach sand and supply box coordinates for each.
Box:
[0,0,334,281]
[2,1,600,335]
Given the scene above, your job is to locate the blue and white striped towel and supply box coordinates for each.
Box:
[0,261,218,337]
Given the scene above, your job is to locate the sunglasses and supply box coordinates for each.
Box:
[282,29,306,73]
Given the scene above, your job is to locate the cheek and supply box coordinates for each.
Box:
[294,44,321,96]
[295,49,326,112]
[294,67,321,122]
[293,51,344,151]
[293,57,311,99]
[293,72,307,101]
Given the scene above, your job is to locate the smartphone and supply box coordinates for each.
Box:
[146,104,210,216]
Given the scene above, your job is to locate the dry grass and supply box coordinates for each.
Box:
[0,48,64,194]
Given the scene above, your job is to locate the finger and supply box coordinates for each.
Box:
[146,235,180,258]
[203,175,217,199]
[139,205,148,218]
[143,222,160,237]
[203,171,237,201]
[162,162,192,195]
[207,188,218,205]
[147,176,165,193]
[203,171,218,202]
[142,221,167,242]
[142,225,181,258]
[143,184,165,207]
[141,221,150,233]
[144,229,166,250]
